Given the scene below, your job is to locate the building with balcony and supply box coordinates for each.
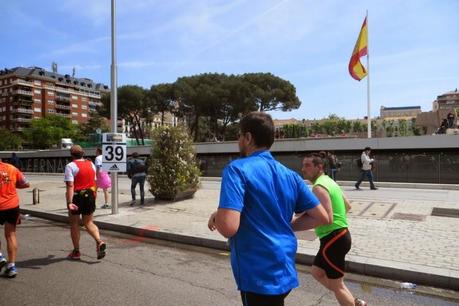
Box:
[0,66,109,132]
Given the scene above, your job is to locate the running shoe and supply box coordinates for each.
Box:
[0,255,7,271]
[3,265,17,278]
[355,298,367,306]
[97,241,106,260]
[67,249,81,260]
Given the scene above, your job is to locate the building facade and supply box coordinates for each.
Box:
[433,89,459,111]
[0,67,108,132]
[380,106,421,120]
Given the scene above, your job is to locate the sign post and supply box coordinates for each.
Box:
[102,133,125,214]
[110,0,119,214]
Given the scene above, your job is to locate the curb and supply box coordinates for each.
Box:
[20,208,458,291]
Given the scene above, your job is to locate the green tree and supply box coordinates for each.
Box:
[78,111,110,139]
[147,125,200,200]
[0,128,23,150]
[23,115,80,149]
[99,85,148,145]
[242,73,301,111]
[148,83,176,126]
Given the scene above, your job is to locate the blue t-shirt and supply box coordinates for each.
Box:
[219,150,319,294]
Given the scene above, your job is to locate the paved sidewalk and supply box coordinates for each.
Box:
[17,175,459,291]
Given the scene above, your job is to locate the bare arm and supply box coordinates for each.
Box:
[291,200,330,232]
[208,208,241,238]
[65,181,77,210]
[343,194,351,213]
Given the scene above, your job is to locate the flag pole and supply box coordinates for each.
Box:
[366,10,371,138]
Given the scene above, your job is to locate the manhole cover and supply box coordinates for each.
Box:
[392,213,426,221]
[431,208,459,218]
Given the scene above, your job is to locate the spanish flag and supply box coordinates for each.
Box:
[349,17,368,81]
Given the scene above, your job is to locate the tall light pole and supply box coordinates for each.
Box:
[110,0,119,214]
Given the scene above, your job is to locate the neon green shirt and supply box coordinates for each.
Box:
[313,174,348,239]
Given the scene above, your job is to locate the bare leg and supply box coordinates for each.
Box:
[103,188,109,204]
[311,265,355,306]
[82,214,101,243]
[4,223,18,263]
[68,214,81,250]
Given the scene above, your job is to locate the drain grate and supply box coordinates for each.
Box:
[392,213,426,221]
[431,208,459,218]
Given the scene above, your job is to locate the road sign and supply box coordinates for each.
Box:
[102,133,127,172]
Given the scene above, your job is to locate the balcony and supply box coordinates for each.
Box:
[55,104,71,110]
[55,95,71,102]
[12,117,32,123]
[12,79,33,87]
[55,112,71,118]
[13,89,33,96]
[14,98,33,105]
[12,108,34,114]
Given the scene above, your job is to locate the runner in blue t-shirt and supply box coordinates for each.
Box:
[208,112,329,306]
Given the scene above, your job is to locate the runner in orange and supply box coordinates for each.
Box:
[64,145,106,260]
[0,157,29,278]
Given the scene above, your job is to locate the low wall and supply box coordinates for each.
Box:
[1,135,458,184]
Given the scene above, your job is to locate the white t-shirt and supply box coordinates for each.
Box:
[64,159,96,182]
[95,155,103,169]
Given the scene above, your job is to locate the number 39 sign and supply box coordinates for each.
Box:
[102,133,127,172]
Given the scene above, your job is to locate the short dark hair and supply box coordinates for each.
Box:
[96,147,102,154]
[364,147,371,151]
[304,153,324,167]
[239,112,274,148]
[132,152,139,158]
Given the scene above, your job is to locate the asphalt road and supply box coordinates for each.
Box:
[0,217,457,306]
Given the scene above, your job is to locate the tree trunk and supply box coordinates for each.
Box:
[134,113,145,145]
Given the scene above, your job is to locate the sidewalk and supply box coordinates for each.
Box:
[18,175,459,291]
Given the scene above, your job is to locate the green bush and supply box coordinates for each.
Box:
[148,125,200,200]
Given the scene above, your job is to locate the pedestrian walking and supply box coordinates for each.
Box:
[207,112,329,306]
[127,152,147,206]
[327,151,340,181]
[10,153,22,171]
[95,148,111,209]
[354,147,378,190]
[64,145,106,260]
[0,157,29,278]
[294,153,367,306]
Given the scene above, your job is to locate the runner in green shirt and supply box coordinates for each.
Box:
[292,153,367,306]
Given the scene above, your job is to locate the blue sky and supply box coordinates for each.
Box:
[1,0,458,120]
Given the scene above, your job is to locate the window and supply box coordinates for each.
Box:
[48,91,54,96]
[82,113,87,118]
[72,120,78,124]
[48,100,55,104]
[34,89,41,94]
[34,98,41,103]
[82,105,87,110]
[34,107,42,112]
[72,104,78,108]
[48,109,55,113]
[72,95,78,100]
[72,112,78,116]
[34,80,41,86]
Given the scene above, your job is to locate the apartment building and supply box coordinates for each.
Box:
[0,66,108,132]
